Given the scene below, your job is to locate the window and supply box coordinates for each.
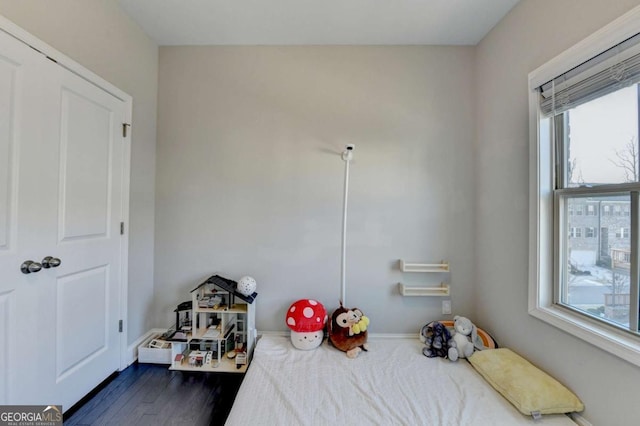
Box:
[529,7,640,367]
[616,227,630,239]
[552,84,637,327]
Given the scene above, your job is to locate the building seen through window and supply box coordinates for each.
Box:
[560,83,639,328]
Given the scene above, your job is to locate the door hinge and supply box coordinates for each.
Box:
[120,222,125,235]
[122,123,130,138]
[119,320,123,333]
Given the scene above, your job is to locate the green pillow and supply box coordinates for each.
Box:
[468,348,584,416]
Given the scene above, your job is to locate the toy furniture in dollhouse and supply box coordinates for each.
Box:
[165,300,192,341]
[170,275,257,373]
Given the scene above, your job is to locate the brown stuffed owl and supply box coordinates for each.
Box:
[328,302,370,358]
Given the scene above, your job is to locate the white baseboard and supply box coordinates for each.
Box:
[570,413,593,426]
[258,330,287,337]
[367,332,417,339]
[124,328,167,368]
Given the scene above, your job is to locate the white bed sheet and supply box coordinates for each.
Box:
[225,335,577,426]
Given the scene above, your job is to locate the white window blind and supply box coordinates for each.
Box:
[539,32,640,115]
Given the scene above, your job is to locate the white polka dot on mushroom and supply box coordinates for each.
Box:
[309,300,317,305]
[287,317,296,326]
[303,307,314,318]
[290,306,296,312]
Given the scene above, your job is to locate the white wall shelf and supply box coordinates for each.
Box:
[398,259,450,296]
[399,260,449,273]
[398,282,450,297]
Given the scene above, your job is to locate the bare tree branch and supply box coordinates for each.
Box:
[610,136,639,182]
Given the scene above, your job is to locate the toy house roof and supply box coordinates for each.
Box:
[191,275,257,303]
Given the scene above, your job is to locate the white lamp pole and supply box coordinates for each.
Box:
[341,144,355,306]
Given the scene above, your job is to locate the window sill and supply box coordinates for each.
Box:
[529,304,640,367]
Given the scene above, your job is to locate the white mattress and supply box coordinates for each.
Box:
[225,335,577,426]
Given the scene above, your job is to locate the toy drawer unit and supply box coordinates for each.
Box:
[138,335,173,364]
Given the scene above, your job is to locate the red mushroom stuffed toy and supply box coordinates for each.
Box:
[286,299,327,350]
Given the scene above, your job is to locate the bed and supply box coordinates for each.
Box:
[225,334,578,425]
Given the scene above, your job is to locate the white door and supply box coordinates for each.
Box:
[0,27,48,406]
[0,29,127,410]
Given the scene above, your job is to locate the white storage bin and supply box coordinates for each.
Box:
[138,335,173,364]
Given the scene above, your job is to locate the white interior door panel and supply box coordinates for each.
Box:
[59,85,114,241]
[0,26,128,411]
[0,28,51,406]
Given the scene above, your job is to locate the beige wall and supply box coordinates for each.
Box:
[156,46,476,332]
[5,2,638,422]
[475,1,640,424]
[0,0,158,346]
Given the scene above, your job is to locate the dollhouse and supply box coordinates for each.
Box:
[170,275,257,373]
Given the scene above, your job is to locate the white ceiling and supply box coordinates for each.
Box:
[118,0,520,46]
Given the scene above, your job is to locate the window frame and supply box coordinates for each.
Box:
[528,5,640,367]
[586,227,596,238]
[569,227,581,238]
[615,227,630,239]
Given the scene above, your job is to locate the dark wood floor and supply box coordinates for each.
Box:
[64,363,243,426]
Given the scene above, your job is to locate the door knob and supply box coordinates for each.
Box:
[21,260,42,274]
[42,256,61,268]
